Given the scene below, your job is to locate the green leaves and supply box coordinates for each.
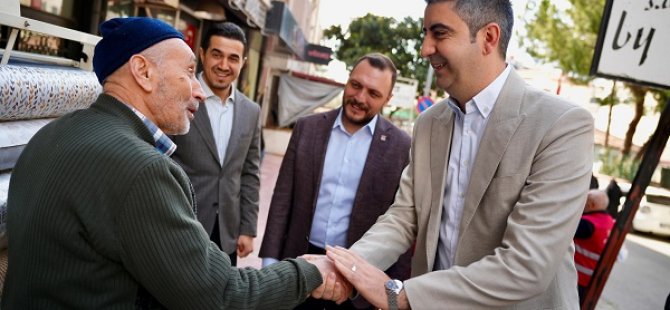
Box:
[523,0,605,83]
[322,14,430,93]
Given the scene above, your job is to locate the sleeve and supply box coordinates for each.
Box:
[349,122,420,271]
[238,106,262,237]
[575,218,595,239]
[404,106,594,307]
[115,159,321,309]
[259,120,303,260]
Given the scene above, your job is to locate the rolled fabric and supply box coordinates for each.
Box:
[0,65,101,121]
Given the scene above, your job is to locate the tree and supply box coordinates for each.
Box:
[323,14,430,94]
[523,0,650,155]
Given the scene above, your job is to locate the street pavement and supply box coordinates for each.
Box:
[239,154,670,308]
[597,232,670,309]
[237,153,283,269]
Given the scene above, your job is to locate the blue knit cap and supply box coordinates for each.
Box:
[93,17,184,85]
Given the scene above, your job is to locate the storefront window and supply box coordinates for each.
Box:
[20,0,75,20]
[106,0,134,19]
[177,11,199,50]
[105,1,177,26]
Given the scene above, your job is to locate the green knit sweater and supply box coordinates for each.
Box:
[2,94,322,309]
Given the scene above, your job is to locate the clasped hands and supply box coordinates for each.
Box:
[301,246,393,309]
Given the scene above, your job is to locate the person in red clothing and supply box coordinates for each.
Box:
[574,189,615,303]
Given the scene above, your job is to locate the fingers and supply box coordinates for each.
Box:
[237,236,254,257]
[325,246,357,280]
[334,282,349,305]
[301,254,325,261]
[325,246,391,309]
[304,256,352,303]
[311,272,342,302]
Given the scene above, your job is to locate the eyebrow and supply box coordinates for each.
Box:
[210,48,241,58]
[424,23,455,34]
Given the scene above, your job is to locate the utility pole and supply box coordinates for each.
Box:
[423,66,434,97]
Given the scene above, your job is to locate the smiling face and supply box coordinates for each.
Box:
[421,1,483,104]
[341,59,394,133]
[199,35,245,98]
[145,39,204,135]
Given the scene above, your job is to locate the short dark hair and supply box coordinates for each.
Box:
[425,0,513,58]
[351,53,398,92]
[201,22,247,52]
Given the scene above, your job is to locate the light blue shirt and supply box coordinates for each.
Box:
[309,110,378,249]
[199,72,234,166]
[435,64,512,270]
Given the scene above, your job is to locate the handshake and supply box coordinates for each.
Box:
[299,246,406,310]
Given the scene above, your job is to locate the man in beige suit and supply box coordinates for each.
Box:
[326,0,594,309]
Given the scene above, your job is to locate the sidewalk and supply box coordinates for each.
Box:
[237,153,283,269]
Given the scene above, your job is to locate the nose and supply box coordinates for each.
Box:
[420,34,435,58]
[352,88,368,103]
[216,57,229,71]
[192,77,206,102]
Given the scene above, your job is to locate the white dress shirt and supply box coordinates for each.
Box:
[199,72,235,166]
[262,110,377,267]
[309,110,377,248]
[435,65,512,270]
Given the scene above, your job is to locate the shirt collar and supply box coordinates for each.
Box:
[447,64,512,118]
[126,105,177,156]
[333,108,377,136]
[198,72,235,104]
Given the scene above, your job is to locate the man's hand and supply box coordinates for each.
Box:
[300,254,352,304]
[326,245,410,310]
[237,235,254,258]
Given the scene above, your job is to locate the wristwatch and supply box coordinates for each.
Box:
[385,279,403,310]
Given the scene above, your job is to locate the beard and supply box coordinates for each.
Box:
[150,78,190,135]
[343,98,376,127]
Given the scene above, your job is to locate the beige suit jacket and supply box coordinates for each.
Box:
[351,69,593,309]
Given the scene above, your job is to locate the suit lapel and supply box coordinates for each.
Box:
[311,109,338,200]
[426,103,454,269]
[348,116,388,238]
[192,102,220,164]
[222,96,243,169]
[458,70,526,239]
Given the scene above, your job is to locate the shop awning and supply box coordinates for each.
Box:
[277,72,344,127]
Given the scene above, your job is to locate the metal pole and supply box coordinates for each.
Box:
[423,66,433,97]
[582,98,670,309]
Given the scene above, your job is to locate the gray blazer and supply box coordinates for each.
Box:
[171,89,261,254]
[351,69,594,309]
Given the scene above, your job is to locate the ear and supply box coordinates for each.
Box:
[384,92,394,106]
[128,54,154,92]
[198,47,205,61]
[480,22,501,56]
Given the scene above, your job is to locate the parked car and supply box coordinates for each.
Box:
[632,192,670,237]
[605,181,670,237]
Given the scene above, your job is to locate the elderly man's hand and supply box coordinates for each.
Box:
[300,254,352,304]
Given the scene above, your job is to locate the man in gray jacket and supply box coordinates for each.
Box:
[171,22,260,266]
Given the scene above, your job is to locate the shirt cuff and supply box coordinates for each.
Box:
[262,257,280,267]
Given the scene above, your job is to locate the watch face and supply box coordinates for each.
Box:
[385,279,402,292]
[385,280,397,290]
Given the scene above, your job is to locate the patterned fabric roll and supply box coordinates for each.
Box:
[0,65,101,121]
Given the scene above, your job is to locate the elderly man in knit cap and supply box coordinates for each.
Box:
[2,17,348,309]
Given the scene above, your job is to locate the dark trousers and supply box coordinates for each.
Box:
[211,219,237,266]
[293,244,371,310]
[578,285,586,305]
